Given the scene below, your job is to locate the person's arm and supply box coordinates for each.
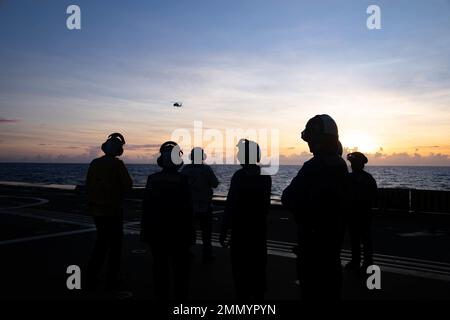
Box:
[140,176,151,242]
[185,177,196,245]
[220,173,238,247]
[207,166,219,188]
[281,168,307,212]
[118,160,133,192]
[370,175,378,206]
[281,165,311,224]
[85,162,94,195]
[262,175,272,214]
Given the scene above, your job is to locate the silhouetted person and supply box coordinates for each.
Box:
[345,152,377,272]
[140,141,194,300]
[181,147,219,262]
[282,115,348,300]
[220,139,272,300]
[86,133,133,290]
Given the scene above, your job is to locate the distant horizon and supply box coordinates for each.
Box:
[1,161,449,168]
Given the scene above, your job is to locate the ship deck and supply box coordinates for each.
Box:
[0,184,449,300]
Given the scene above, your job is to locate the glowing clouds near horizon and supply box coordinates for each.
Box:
[341,131,380,154]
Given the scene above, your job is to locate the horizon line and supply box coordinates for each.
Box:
[0,161,449,168]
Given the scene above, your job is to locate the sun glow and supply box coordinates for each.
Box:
[341,131,379,154]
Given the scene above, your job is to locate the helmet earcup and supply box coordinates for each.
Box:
[158,141,184,168]
[102,133,125,157]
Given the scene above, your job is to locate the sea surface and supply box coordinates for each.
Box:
[1,163,449,196]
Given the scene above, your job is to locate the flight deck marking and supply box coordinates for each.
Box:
[0,228,96,246]
[1,203,450,282]
[49,216,450,280]
[0,196,49,209]
[202,232,450,282]
[0,209,94,227]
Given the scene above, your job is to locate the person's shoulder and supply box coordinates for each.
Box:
[260,174,272,184]
[300,157,318,172]
[113,157,126,167]
[337,155,347,165]
[325,154,348,171]
[181,164,194,171]
[325,154,347,167]
[151,170,186,182]
[89,156,109,168]
[180,165,191,176]
[302,157,316,167]
[178,170,190,181]
[363,170,377,182]
[231,168,245,179]
[90,156,104,164]
[89,158,98,166]
[147,171,163,182]
[305,154,347,173]
[337,156,349,171]
[203,164,215,172]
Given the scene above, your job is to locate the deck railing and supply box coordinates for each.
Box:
[30,184,450,215]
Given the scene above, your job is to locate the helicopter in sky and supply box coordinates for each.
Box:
[172,101,183,108]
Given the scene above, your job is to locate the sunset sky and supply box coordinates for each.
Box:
[1,0,449,165]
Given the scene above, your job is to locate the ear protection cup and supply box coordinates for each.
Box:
[237,139,261,165]
[101,132,126,156]
[157,141,184,169]
[189,147,207,164]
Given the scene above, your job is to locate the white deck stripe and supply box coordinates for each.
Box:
[206,241,450,282]
[206,231,450,268]
[0,228,96,246]
[0,196,49,209]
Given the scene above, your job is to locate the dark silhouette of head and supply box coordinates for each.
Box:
[301,114,341,155]
[347,152,368,172]
[157,141,184,170]
[190,147,206,165]
[236,139,261,166]
[101,133,126,157]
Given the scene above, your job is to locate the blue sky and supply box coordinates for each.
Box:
[1,0,449,165]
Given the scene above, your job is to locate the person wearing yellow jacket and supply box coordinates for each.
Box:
[86,133,133,290]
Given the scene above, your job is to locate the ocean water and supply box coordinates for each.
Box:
[0,163,449,195]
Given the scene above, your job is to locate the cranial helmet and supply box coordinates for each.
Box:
[157,141,184,169]
[301,114,338,143]
[347,152,368,164]
[101,133,126,157]
[190,147,207,164]
[236,139,261,165]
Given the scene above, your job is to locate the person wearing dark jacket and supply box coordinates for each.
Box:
[345,152,377,272]
[141,141,194,300]
[86,133,133,290]
[181,147,219,262]
[282,115,348,300]
[220,139,272,300]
